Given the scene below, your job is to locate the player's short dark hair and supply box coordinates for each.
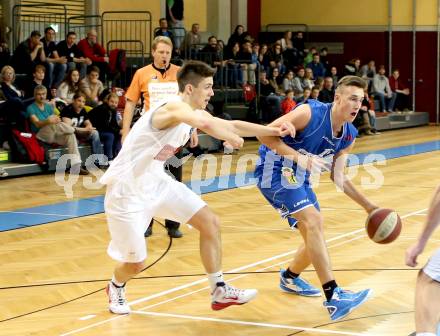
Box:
[177,60,216,92]
[66,31,76,38]
[336,76,367,91]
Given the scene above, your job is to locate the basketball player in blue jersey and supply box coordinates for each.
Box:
[254,76,378,321]
[406,185,440,336]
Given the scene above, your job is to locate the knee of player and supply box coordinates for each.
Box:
[300,213,324,232]
[205,214,220,234]
[125,261,146,274]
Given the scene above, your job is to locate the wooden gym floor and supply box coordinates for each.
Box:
[0,125,440,336]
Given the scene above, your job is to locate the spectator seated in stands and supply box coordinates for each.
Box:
[77,29,109,82]
[41,27,67,89]
[258,43,270,71]
[303,46,317,67]
[200,36,226,87]
[310,86,320,100]
[304,67,315,90]
[389,68,411,112]
[56,31,90,79]
[239,41,257,85]
[318,76,335,103]
[227,25,247,51]
[307,53,326,79]
[344,58,361,77]
[330,66,339,89]
[319,47,330,75]
[292,67,307,96]
[280,89,297,115]
[282,70,296,92]
[87,92,121,163]
[372,65,396,113]
[79,66,104,107]
[296,87,311,103]
[181,23,202,59]
[26,85,88,175]
[56,69,81,107]
[353,89,377,136]
[268,67,284,96]
[155,17,174,39]
[268,43,286,76]
[11,30,47,79]
[259,69,281,123]
[360,59,376,85]
[24,65,54,101]
[155,18,179,57]
[224,42,243,88]
[60,92,104,160]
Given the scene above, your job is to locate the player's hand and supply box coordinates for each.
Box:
[278,121,295,138]
[296,154,332,173]
[189,129,199,148]
[224,135,244,149]
[405,242,425,267]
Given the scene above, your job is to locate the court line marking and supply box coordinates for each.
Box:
[131,310,367,336]
[60,208,425,336]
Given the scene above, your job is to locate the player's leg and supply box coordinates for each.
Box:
[157,180,257,310]
[293,206,333,284]
[415,252,440,335]
[293,206,371,320]
[104,184,151,314]
[187,205,258,310]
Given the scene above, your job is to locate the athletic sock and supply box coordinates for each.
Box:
[323,280,338,301]
[208,271,225,291]
[285,268,300,279]
[111,275,125,288]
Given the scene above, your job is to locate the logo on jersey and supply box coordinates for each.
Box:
[281,167,297,184]
[344,135,354,141]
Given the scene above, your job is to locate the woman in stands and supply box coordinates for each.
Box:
[57,69,80,105]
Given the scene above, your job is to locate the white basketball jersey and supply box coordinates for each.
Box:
[100,96,194,186]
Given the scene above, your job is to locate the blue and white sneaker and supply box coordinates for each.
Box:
[279,269,321,297]
[323,287,372,321]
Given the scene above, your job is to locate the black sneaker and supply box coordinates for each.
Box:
[144,225,152,237]
[167,228,183,238]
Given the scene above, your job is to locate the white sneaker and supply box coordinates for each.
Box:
[106,282,131,314]
[211,284,257,311]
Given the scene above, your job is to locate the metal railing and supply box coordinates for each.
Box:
[12,3,67,49]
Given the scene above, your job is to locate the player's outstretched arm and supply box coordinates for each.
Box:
[330,145,378,214]
[406,185,440,267]
[152,101,243,148]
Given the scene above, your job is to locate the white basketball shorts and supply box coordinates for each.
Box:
[104,176,206,263]
[423,248,440,282]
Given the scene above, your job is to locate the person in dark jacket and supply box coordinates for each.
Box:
[87,92,121,162]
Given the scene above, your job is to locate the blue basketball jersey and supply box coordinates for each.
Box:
[254,99,358,227]
[256,99,358,180]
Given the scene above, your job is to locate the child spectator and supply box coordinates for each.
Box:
[280,89,297,115]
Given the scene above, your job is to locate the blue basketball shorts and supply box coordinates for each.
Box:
[255,165,320,228]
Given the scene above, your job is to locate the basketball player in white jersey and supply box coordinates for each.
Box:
[100,60,295,314]
[406,185,440,336]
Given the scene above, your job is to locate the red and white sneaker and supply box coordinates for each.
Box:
[106,282,131,314]
[211,284,258,311]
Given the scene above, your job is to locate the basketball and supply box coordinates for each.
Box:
[365,208,402,244]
